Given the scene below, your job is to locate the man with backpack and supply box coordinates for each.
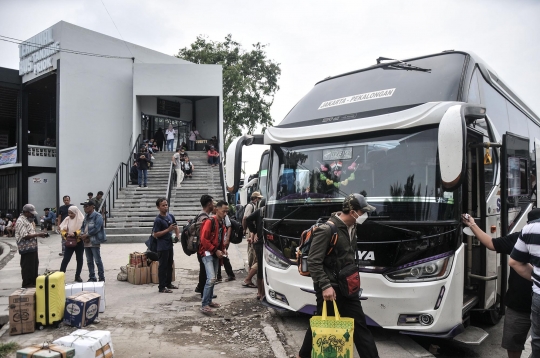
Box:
[297,193,379,358]
[199,200,229,314]
[245,198,266,300]
[194,195,216,296]
[241,192,263,288]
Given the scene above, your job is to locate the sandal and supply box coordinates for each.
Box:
[200,306,213,315]
[242,281,257,288]
[159,289,173,293]
[208,302,221,308]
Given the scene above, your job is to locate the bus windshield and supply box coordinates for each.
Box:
[267,127,457,221]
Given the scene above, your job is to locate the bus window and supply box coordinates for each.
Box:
[481,77,510,138]
[468,69,481,105]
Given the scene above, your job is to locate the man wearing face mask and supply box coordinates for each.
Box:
[297,193,379,358]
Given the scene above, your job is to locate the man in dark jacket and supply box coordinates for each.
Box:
[130,162,139,185]
[463,210,539,358]
[199,200,228,314]
[152,198,179,293]
[246,198,266,300]
[298,193,379,358]
[136,145,151,188]
[154,127,165,152]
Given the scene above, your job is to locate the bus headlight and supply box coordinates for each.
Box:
[384,255,454,282]
[264,248,290,270]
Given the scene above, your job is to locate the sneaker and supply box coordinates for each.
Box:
[144,185,148,188]
[75,276,83,283]
[88,278,97,282]
[98,278,105,282]
[139,185,141,188]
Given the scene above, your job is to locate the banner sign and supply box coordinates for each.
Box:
[0,149,17,165]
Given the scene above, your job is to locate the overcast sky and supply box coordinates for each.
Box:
[1,0,538,174]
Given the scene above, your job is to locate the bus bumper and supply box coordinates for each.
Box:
[263,243,465,335]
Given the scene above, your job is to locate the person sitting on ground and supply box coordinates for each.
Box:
[59,206,85,283]
[207,146,220,167]
[0,217,5,236]
[151,141,159,152]
[182,156,194,178]
[130,161,139,185]
[41,208,56,231]
[6,218,16,237]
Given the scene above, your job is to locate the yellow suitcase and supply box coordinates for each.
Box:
[36,271,65,327]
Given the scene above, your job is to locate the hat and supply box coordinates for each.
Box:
[342,193,375,213]
[210,145,215,149]
[251,191,263,199]
[22,204,39,216]
[528,209,540,223]
[81,199,97,207]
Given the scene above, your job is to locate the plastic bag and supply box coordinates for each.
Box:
[309,300,354,357]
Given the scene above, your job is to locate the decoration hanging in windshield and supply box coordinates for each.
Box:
[318,88,396,110]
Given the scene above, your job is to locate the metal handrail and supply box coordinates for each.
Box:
[166,161,175,211]
[98,134,141,227]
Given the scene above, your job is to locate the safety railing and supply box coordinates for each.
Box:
[28,145,56,157]
[166,161,176,211]
[98,134,141,227]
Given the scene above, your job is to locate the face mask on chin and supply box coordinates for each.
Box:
[353,211,368,225]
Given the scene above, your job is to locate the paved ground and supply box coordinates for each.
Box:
[0,233,520,357]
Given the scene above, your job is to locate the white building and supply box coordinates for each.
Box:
[0,21,223,213]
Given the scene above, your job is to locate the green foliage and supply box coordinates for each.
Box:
[177,34,281,149]
[0,342,19,358]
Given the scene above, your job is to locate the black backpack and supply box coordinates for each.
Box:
[228,218,243,244]
[180,213,214,256]
[236,202,254,223]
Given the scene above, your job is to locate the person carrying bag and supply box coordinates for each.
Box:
[297,194,379,358]
[59,206,85,283]
[309,300,354,357]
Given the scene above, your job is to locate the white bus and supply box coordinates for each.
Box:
[226,51,540,342]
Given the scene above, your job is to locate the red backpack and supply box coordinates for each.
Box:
[296,221,338,277]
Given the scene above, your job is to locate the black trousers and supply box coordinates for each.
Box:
[20,251,39,288]
[158,248,174,290]
[60,240,84,278]
[299,287,379,358]
[217,256,235,280]
[197,253,206,293]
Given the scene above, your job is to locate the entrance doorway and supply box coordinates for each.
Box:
[141,113,190,151]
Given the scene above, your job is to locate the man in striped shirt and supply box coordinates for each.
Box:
[509,208,540,356]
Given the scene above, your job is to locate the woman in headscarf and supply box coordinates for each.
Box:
[59,206,85,282]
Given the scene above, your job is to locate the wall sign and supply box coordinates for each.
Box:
[19,28,60,76]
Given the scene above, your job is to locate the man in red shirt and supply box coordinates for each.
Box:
[199,200,229,314]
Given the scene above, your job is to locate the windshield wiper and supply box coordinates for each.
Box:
[376,57,431,73]
[269,202,314,231]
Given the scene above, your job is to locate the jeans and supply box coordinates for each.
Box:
[208,156,219,165]
[531,293,540,356]
[60,240,84,278]
[175,169,184,187]
[20,251,39,288]
[158,248,174,291]
[166,139,174,151]
[299,287,379,358]
[189,140,196,151]
[85,247,105,280]
[201,255,219,307]
[138,169,147,186]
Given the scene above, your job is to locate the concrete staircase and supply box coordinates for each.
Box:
[105,150,224,243]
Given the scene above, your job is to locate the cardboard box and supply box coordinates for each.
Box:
[9,288,36,336]
[65,282,106,313]
[53,329,114,358]
[149,261,175,284]
[127,265,150,285]
[63,291,100,328]
[16,344,75,358]
[129,252,147,268]
[150,261,159,283]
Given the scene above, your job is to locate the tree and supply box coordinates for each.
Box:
[177,34,281,149]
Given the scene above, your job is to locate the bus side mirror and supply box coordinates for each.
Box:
[438,105,467,191]
[225,134,264,192]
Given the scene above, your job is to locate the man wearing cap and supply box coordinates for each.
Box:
[80,199,106,282]
[207,145,220,167]
[463,210,538,358]
[508,209,540,356]
[242,191,263,288]
[298,193,379,358]
[15,204,48,288]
